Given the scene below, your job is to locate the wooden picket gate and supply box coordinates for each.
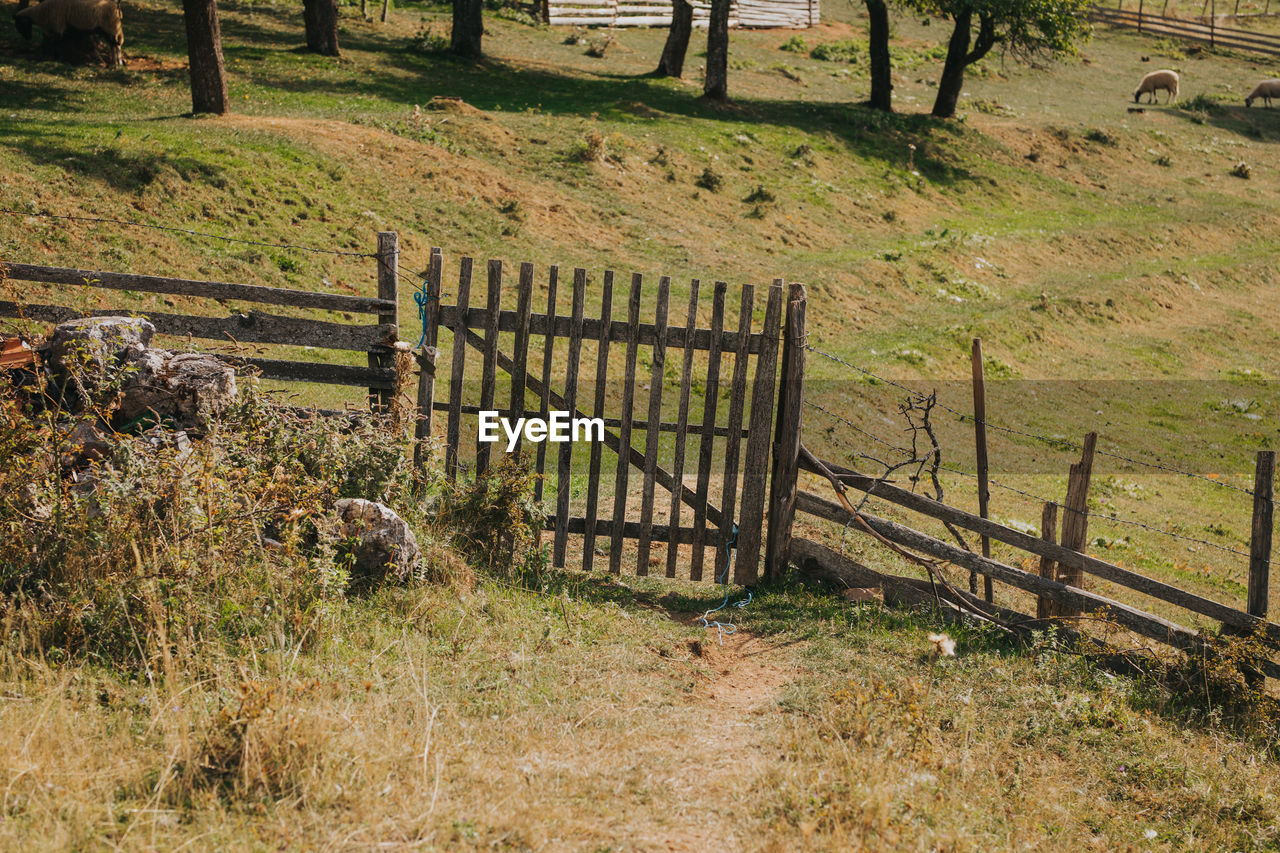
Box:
[416,250,804,585]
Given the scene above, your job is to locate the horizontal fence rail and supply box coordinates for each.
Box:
[0,236,401,399]
[1091,6,1280,55]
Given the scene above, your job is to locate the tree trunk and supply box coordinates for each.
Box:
[703,0,731,100]
[931,7,971,118]
[182,0,230,115]
[451,0,483,58]
[656,0,693,77]
[865,0,891,111]
[380,0,390,22]
[303,0,340,56]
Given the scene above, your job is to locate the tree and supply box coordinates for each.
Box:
[703,0,731,99]
[865,0,892,111]
[451,0,483,58]
[655,0,694,77]
[303,0,340,56]
[907,0,1090,118]
[182,0,230,114]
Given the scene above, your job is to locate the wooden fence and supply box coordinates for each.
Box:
[1091,4,1280,55]
[417,251,795,584]
[0,232,402,407]
[543,0,818,28]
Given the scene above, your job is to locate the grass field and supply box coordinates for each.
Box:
[3,0,1280,847]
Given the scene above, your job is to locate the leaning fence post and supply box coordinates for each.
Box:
[413,248,443,477]
[971,338,993,602]
[766,283,806,584]
[1036,501,1059,621]
[1057,431,1098,619]
[1248,450,1275,619]
[371,231,399,413]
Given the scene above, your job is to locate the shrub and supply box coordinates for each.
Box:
[695,167,723,191]
[779,34,808,53]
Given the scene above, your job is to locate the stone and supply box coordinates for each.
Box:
[117,350,237,434]
[334,498,421,586]
[46,317,155,401]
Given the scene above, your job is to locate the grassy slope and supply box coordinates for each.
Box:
[3,4,1280,848]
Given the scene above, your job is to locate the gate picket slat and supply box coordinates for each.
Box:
[690,281,727,582]
[610,274,644,575]
[445,257,474,483]
[636,276,671,575]
[508,263,535,455]
[735,280,785,584]
[414,248,444,473]
[533,266,559,507]
[666,280,700,579]
[583,272,614,573]
[716,285,755,581]
[553,268,588,567]
[476,259,503,476]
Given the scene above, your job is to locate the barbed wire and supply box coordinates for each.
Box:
[0,208,379,258]
[804,342,1257,496]
[803,398,1259,563]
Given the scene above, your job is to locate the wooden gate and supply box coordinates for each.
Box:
[416,250,796,585]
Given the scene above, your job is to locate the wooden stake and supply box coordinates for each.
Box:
[1057,432,1098,619]
[971,338,993,602]
[1036,501,1059,621]
[371,231,398,413]
[1249,450,1275,618]
[413,248,442,477]
[765,283,806,585]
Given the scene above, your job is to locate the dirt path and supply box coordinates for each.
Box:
[619,626,801,852]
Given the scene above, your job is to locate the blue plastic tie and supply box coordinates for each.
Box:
[413,278,434,348]
[697,522,750,645]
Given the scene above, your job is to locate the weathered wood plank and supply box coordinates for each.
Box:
[1057,432,1098,618]
[436,305,767,354]
[610,274,644,576]
[222,356,396,389]
[1,262,396,315]
[547,516,715,546]
[666,280,700,579]
[475,260,503,476]
[0,302,392,352]
[765,282,805,584]
[414,247,443,472]
[583,272,614,573]
[735,280,784,585]
[691,282,727,582]
[508,262,535,454]
[533,267,559,507]
[793,489,1280,680]
[444,257,474,482]
[796,456,1280,644]
[554,269,587,568]
[716,286,754,581]
[971,337,993,601]
[636,276,671,576]
[1250,450,1275,618]
[370,231,399,412]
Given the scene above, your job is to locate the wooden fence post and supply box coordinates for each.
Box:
[413,247,442,476]
[1057,431,1098,619]
[971,338,993,602]
[1248,449,1275,619]
[1138,0,1145,31]
[1036,501,1058,621]
[371,231,399,413]
[765,283,806,584]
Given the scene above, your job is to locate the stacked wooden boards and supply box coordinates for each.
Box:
[544,0,817,29]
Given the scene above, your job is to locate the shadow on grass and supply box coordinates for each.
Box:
[1160,100,1280,143]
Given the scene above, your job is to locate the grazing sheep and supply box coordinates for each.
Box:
[1245,79,1280,107]
[1133,69,1179,104]
[14,0,123,67]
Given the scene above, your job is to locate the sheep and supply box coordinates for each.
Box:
[1133,69,1179,104]
[1245,79,1280,107]
[14,0,123,67]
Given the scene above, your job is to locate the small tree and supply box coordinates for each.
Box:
[907,0,1091,118]
[182,0,230,114]
[452,0,484,58]
[655,0,693,77]
[303,0,340,56]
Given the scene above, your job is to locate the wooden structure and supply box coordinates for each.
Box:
[0,233,401,405]
[419,251,800,584]
[1091,5,1280,55]
[544,0,818,29]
